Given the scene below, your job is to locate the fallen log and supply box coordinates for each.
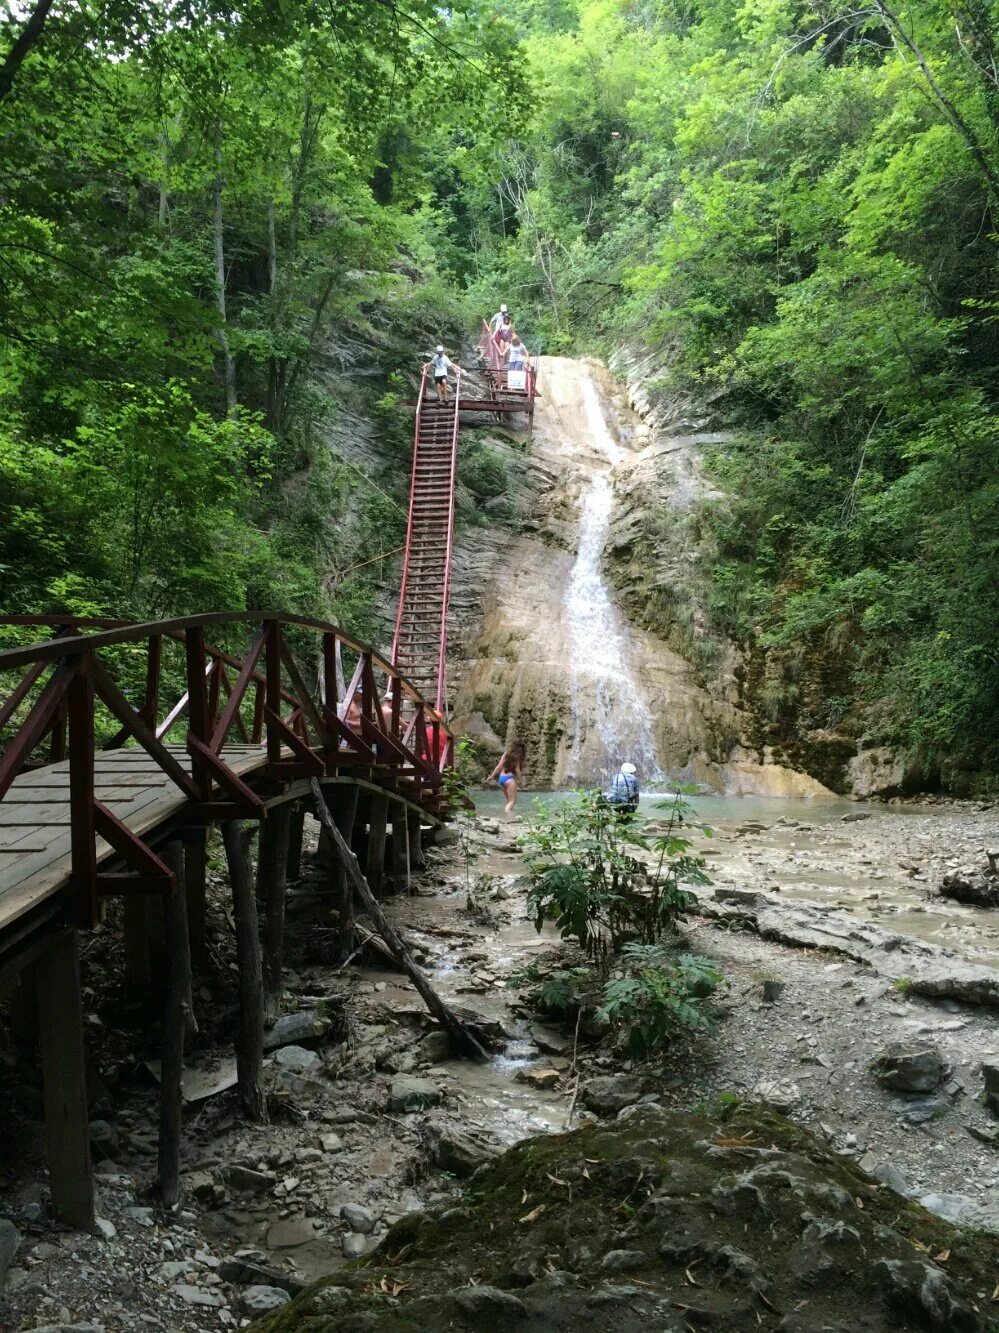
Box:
[309,780,488,1063]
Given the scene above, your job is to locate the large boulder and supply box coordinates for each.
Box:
[871,1042,949,1093]
[244,1105,998,1332]
[388,1076,442,1112]
[939,871,999,908]
[580,1075,647,1117]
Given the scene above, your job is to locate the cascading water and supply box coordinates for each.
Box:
[564,372,663,785]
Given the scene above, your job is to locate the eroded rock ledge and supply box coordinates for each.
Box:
[251,1105,997,1331]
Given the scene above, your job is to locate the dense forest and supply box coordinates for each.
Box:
[1,0,997,786]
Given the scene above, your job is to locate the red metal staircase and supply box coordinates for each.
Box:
[391,364,462,713]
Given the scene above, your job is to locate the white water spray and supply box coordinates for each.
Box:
[564,372,663,784]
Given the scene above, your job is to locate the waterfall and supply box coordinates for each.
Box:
[564,372,663,785]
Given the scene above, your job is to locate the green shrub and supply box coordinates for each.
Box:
[599,945,723,1057]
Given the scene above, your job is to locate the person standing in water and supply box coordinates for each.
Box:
[605,761,640,817]
[488,740,526,815]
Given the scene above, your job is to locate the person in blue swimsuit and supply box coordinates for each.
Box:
[488,739,526,815]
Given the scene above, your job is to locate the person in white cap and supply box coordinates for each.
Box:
[489,302,509,335]
[606,761,640,817]
[429,344,460,404]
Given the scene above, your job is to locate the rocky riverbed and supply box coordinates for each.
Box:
[0,796,998,1331]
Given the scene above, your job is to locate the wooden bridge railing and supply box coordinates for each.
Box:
[0,614,454,926]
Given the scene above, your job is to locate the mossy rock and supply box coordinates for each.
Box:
[251,1104,999,1331]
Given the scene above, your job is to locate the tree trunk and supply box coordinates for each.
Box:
[221,821,268,1122]
[310,781,488,1061]
[213,121,237,413]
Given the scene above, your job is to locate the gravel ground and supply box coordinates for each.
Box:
[0,798,997,1331]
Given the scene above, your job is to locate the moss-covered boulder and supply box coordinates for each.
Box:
[251,1104,999,1331]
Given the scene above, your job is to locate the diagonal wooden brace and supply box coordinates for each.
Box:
[93,801,174,896]
[264,707,323,776]
[324,707,376,762]
[186,734,267,815]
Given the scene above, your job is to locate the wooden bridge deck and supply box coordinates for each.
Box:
[0,744,269,931]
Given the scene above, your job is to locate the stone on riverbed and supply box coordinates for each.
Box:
[389,1075,442,1112]
[264,1010,331,1050]
[938,870,999,908]
[871,1041,948,1093]
[751,1077,801,1114]
[241,1286,291,1317]
[580,1075,646,1116]
[426,1127,502,1177]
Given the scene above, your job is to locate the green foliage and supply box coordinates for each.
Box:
[0,0,528,628]
[599,946,723,1057]
[458,0,999,786]
[521,788,710,962]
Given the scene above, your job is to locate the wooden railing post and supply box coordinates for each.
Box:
[67,655,97,928]
[185,627,211,799]
[265,619,282,766]
[143,634,161,729]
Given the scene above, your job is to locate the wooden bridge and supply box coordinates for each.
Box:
[0,326,538,1237]
[0,613,453,1228]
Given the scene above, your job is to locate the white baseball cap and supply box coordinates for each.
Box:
[621,762,637,775]
[500,304,507,312]
[436,344,443,353]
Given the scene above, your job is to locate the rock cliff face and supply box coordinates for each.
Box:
[446,356,835,795]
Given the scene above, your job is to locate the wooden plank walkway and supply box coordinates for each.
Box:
[0,744,269,931]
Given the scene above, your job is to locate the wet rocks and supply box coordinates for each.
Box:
[516,1066,560,1090]
[452,1284,527,1319]
[88,1119,119,1161]
[264,1009,332,1050]
[427,1127,502,1177]
[0,1218,22,1287]
[389,1075,442,1112]
[416,1029,451,1064]
[871,1041,948,1093]
[172,1282,224,1308]
[341,1233,372,1258]
[221,1164,277,1194]
[938,869,999,908]
[219,1252,305,1296]
[528,1023,571,1055]
[751,1077,801,1113]
[982,1061,999,1113]
[272,1044,320,1072]
[340,1203,377,1234]
[580,1075,646,1116]
[241,1285,291,1317]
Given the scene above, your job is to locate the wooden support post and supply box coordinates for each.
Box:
[256,804,292,1024]
[310,781,488,1062]
[286,803,305,881]
[366,793,389,899]
[328,785,359,962]
[122,897,152,1001]
[391,812,410,895]
[221,821,268,1123]
[184,830,208,969]
[408,811,426,873]
[158,841,194,1205]
[36,930,95,1231]
[10,966,38,1059]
